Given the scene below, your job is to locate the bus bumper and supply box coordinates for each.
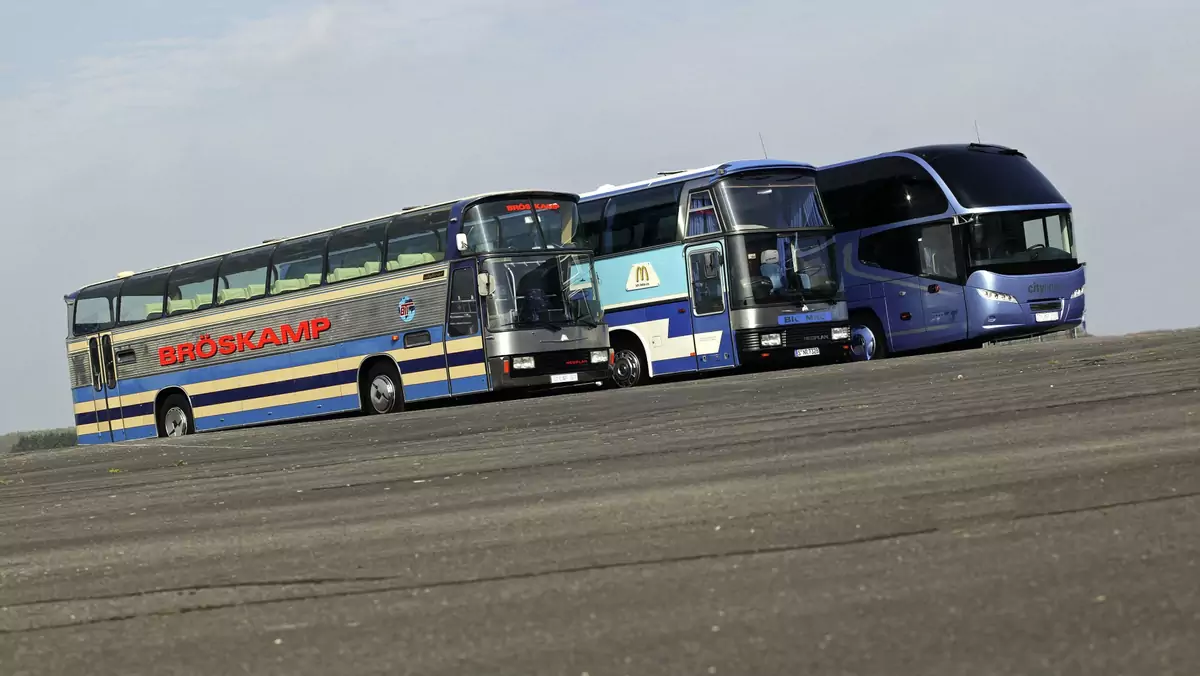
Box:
[734,325,853,365]
[487,349,613,390]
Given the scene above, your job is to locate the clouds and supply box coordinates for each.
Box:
[2,0,1198,431]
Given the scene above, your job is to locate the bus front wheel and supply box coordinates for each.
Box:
[850,315,888,361]
[611,341,648,388]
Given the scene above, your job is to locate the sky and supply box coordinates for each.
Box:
[1,0,1198,433]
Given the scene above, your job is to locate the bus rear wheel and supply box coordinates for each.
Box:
[158,393,195,438]
[362,361,403,415]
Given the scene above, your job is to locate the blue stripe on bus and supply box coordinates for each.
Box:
[403,380,451,401]
[450,375,489,394]
[102,327,444,398]
[123,425,158,441]
[605,299,694,337]
[446,349,485,368]
[195,394,361,432]
[396,353,447,374]
[651,355,700,376]
[190,369,359,409]
[77,432,110,445]
[75,401,156,426]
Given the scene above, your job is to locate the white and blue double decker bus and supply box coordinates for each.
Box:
[65,190,612,445]
[817,143,1086,360]
[570,160,852,388]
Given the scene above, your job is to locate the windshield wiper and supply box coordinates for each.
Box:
[575,317,599,328]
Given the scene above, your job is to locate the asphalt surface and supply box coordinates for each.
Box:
[2,330,1199,675]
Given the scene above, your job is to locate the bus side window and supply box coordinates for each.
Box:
[918,222,959,280]
[447,268,479,338]
[860,228,920,275]
[686,191,720,236]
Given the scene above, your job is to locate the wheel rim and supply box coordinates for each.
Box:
[369,374,397,413]
[163,407,189,437]
[611,349,642,388]
[849,325,877,361]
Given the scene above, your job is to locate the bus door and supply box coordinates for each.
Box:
[684,243,736,372]
[915,221,968,347]
[86,333,126,442]
[445,260,489,396]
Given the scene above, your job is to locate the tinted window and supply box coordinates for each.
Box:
[386,209,448,271]
[818,157,949,231]
[572,199,606,253]
[327,218,388,284]
[922,148,1066,208]
[447,268,479,337]
[216,246,272,305]
[859,227,919,275]
[602,184,681,255]
[73,280,122,335]
[269,234,329,296]
[688,250,725,315]
[166,258,220,317]
[117,269,171,326]
[686,190,721,236]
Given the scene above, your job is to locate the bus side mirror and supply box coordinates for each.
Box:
[456,233,469,253]
[477,272,492,297]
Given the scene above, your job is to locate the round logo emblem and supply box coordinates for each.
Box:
[397,296,416,323]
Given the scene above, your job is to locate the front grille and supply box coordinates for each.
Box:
[737,326,836,352]
[1028,300,1063,313]
[515,349,598,376]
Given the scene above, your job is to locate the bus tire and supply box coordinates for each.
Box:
[361,360,403,415]
[850,313,888,361]
[158,393,195,438]
[611,336,649,388]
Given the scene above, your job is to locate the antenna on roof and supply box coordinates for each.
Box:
[758,132,769,159]
[974,120,982,144]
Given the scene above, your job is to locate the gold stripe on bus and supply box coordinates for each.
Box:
[401,368,449,386]
[73,399,99,416]
[76,423,101,436]
[123,414,156,430]
[445,335,484,354]
[194,384,348,419]
[97,267,445,345]
[448,363,487,379]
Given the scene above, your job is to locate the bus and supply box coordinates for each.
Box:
[570,159,852,388]
[65,191,612,445]
[816,143,1085,360]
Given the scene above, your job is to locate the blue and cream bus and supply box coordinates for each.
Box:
[65,191,612,445]
[570,160,852,388]
[817,143,1086,360]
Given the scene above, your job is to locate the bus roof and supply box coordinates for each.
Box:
[579,159,818,201]
[66,188,579,297]
[818,142,1026,170]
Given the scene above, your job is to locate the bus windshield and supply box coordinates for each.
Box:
[730,231,840,306]
[717,173,826,230]
[965,210,1078,274]
[462,198,578,252]
[484,253,602,331]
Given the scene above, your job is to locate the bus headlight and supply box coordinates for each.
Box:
[761,333,782,347]
[512,356,536,369]
[978,288,1018,304]
[1071,286,1085,299]
[831,326,851,341]
[589,350,608,364]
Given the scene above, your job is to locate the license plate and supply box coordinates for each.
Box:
[550,373,579,384]
[1035,311,1060,323]
[794,348,820,358]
